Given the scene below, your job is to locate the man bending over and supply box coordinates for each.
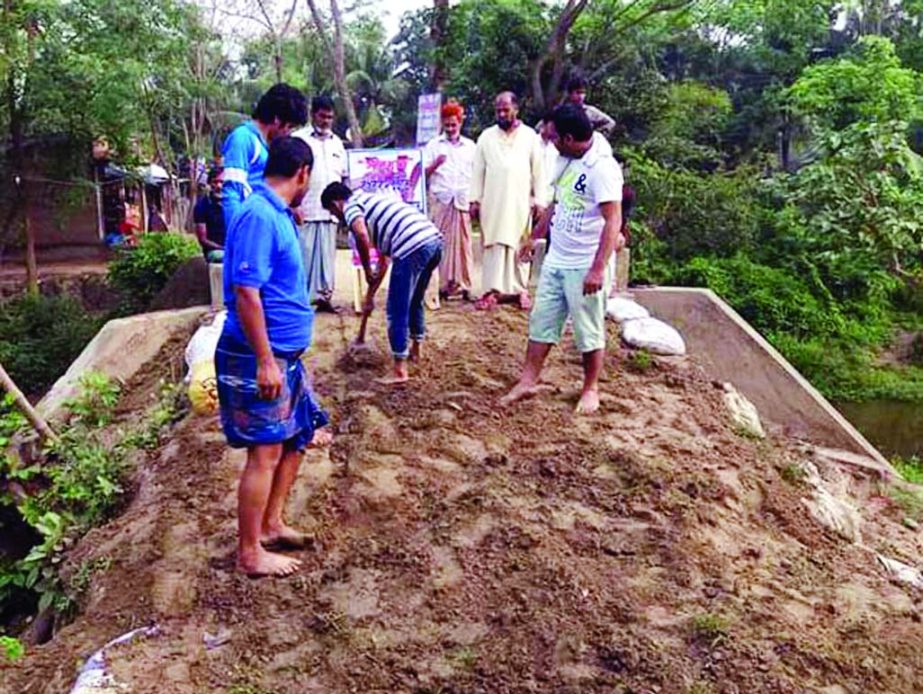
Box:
[322,183,443,385]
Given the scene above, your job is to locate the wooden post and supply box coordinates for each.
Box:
[0,361,58,443]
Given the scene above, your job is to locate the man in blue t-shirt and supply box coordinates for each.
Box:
[217,136,330,578]
[221,83,308,230]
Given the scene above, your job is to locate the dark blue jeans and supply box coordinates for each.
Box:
[387,239,442,359]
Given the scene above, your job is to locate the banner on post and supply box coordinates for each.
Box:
[416,93,442,146]
[346,148,427,215]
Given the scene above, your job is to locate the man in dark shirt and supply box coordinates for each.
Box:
[192,167,225,263]
[194,167,227,262]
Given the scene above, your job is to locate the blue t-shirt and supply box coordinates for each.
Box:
[223,183,313,354]
[221,120,269,229]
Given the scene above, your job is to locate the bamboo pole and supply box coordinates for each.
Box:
[0,361,58,443]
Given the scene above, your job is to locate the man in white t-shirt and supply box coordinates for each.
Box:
[501,104,625,414]
[293,95,347,312]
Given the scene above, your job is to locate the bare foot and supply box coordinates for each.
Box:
[499,380,540,407]
[261,523,312,550]
[375,374,410,386]
[238,547,302,577]
[575,388,600,415]
[409,340,422,362]
[309,428,334,448]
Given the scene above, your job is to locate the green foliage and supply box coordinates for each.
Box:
[439,0,549,127]
[789,36,920,132]
[781,463,807,485]
[0,635,24,662]
[108,232,200,313]
[0,294,103,396]
[670,256,844,340]
[887,485,923,521]
[0,395,27,449]
[626,349,653,373]
[772,121,923,294]
[894,456,923,485]
[644,82,733,169]
[689,613,730,646]
[0,373,184,623]
[64,372,121,427]
[629,155,764,263]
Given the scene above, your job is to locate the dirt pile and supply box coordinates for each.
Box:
[3,307,922,693]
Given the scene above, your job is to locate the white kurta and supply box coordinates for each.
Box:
[469,124,547,249]
[292,127,346,222]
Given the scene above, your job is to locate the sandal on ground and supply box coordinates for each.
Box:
[474,293,499,311]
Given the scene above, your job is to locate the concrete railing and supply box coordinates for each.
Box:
[633,287,889,468]
[37,306,208,422]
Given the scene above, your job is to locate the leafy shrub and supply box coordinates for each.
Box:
[0,635,24,662]
[108,232,200,312]
[0,294,103,396]
[669,255,843,340]
[894,456,923,485]
[629,154,765,262]
[0,373,185,622]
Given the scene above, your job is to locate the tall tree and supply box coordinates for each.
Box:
[430,0,449,91]
[530,0,590,112]
[307,0,364,146]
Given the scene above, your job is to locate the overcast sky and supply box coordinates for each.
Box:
[378,0,430,39]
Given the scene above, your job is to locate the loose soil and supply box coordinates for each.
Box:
[3,306,922,693]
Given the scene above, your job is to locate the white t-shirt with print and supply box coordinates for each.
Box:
[544,138,623,270]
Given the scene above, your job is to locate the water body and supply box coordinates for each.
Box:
[836,400,923,459]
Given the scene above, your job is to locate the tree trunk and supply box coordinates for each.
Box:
[307,0,364,147]
[24,200,37,294]
[429,0,450,92]
[274,39,283,82]
[529,0,589,113]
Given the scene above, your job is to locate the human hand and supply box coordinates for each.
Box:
[615,232,626,252]
[362,295,375,315]
[518,238,535,264]
[583,267,605,295]
[257,357,283,400]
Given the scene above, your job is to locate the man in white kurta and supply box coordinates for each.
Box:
[469,92,546,309]
[293,96,346,312]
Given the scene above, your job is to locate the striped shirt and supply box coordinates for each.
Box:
[344,191,441,260]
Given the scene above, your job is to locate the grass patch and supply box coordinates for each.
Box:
[886,485,923,520]
[626,349,653,373]
[449,646,478,670]
[689,613,730,646]
[893,456,923,485]
[781,463,808,485]
[0,635,24,662]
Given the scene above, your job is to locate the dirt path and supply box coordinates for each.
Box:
[3,306,922,693]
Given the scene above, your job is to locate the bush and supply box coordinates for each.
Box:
[0,294,103,396]
[0,374,185,622]
[629,154,765,263]
[108,232,200,313]
[669,255,844,340]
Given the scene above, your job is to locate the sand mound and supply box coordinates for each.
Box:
[4,307,922,693]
